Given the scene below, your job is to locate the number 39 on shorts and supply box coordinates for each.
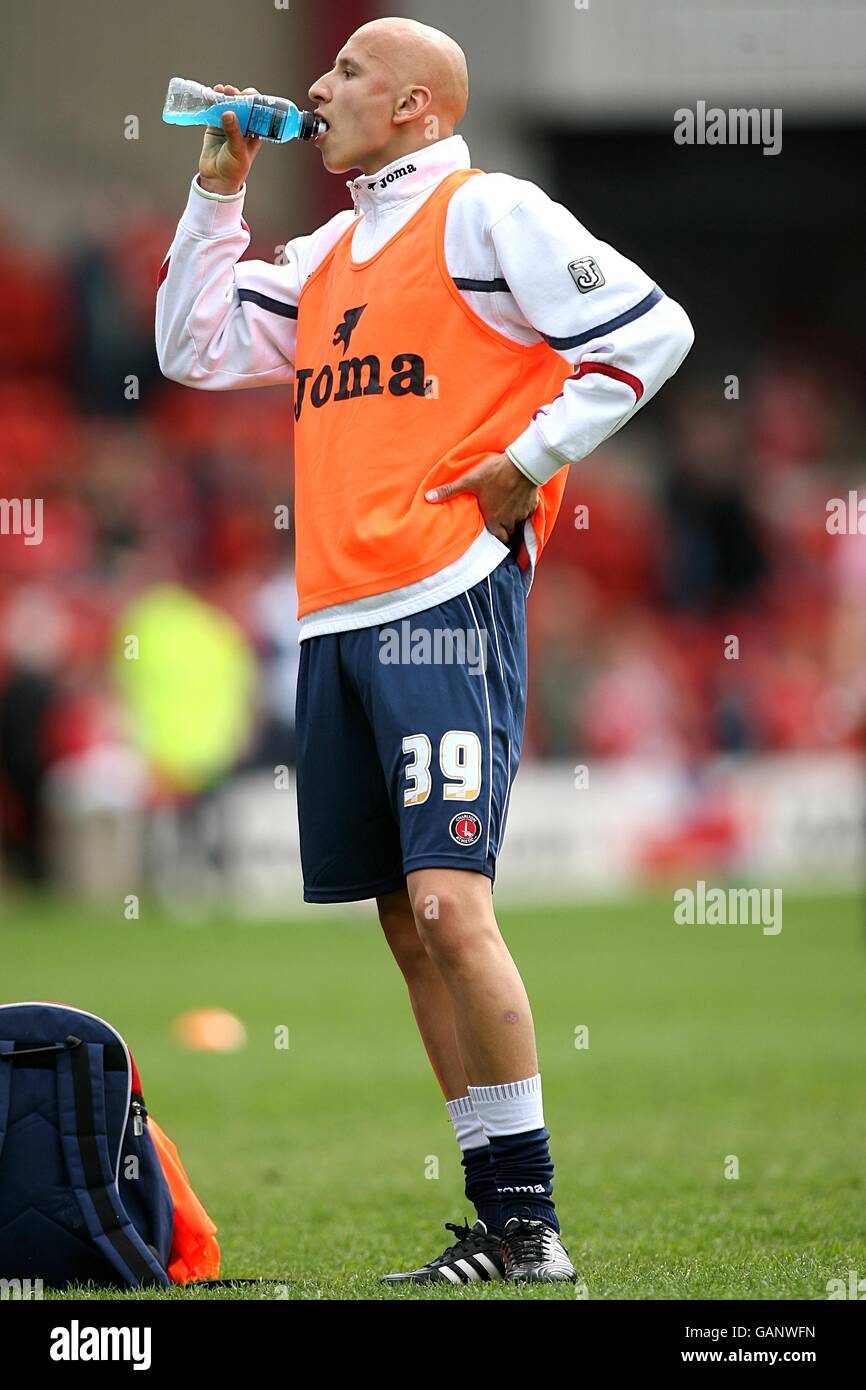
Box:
[402,731,482,805]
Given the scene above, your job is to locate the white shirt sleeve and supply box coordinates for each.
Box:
[155,173,352,390]
[486,180,695,485]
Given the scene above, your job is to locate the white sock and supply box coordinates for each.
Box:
[467,1072,545,1137]
[445,1094,487,1152]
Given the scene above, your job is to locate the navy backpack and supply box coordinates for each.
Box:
[0,1002,173,1289]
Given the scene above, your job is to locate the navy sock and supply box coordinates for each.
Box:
[461,1144,502,1235]
[488,1126,559,1232]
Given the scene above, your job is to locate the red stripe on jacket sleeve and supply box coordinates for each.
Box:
[531,361,645,422]
[574,361,644,402]
[156,255,170,290]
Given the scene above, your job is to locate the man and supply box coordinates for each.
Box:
[156,16,694,1285]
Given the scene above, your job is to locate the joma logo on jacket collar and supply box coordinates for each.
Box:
[364,163,416,191]
[294,354,427,420]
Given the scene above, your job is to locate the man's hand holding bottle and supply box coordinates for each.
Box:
[198,84,264,195]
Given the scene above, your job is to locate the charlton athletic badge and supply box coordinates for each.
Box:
[449,812,482,846]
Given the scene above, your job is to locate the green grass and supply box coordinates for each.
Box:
[1,887,864,1299]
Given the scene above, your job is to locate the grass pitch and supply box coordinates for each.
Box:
[1,887,864,1299]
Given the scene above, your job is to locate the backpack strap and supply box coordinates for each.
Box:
[0,1038,113,1166]
[55,1038,170,1288]
[0,1042,14,1165]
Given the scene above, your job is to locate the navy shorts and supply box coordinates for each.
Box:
[295,551,530,902]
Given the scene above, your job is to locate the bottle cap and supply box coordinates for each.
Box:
[299,111,326,141]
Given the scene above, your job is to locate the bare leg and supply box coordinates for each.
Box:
[376,885,470,1100]
[406,868,537,1084]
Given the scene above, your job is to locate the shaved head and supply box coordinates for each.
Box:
[352,16,469,129]
[308,17,469,174]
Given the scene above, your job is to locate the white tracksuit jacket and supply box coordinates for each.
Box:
[155,133,694,640]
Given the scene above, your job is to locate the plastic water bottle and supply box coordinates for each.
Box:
[162,78,326,144]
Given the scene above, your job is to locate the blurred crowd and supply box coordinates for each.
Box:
[1,205,864,880]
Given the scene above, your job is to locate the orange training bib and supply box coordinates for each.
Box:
[292,167,573,617]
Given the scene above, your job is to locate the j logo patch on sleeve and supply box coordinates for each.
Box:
[568,257,605,293]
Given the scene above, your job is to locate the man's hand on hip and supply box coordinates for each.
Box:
[425,453,538,544]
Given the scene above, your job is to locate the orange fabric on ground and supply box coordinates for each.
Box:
[148,1114,220,1284]
[292,166,573,617]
